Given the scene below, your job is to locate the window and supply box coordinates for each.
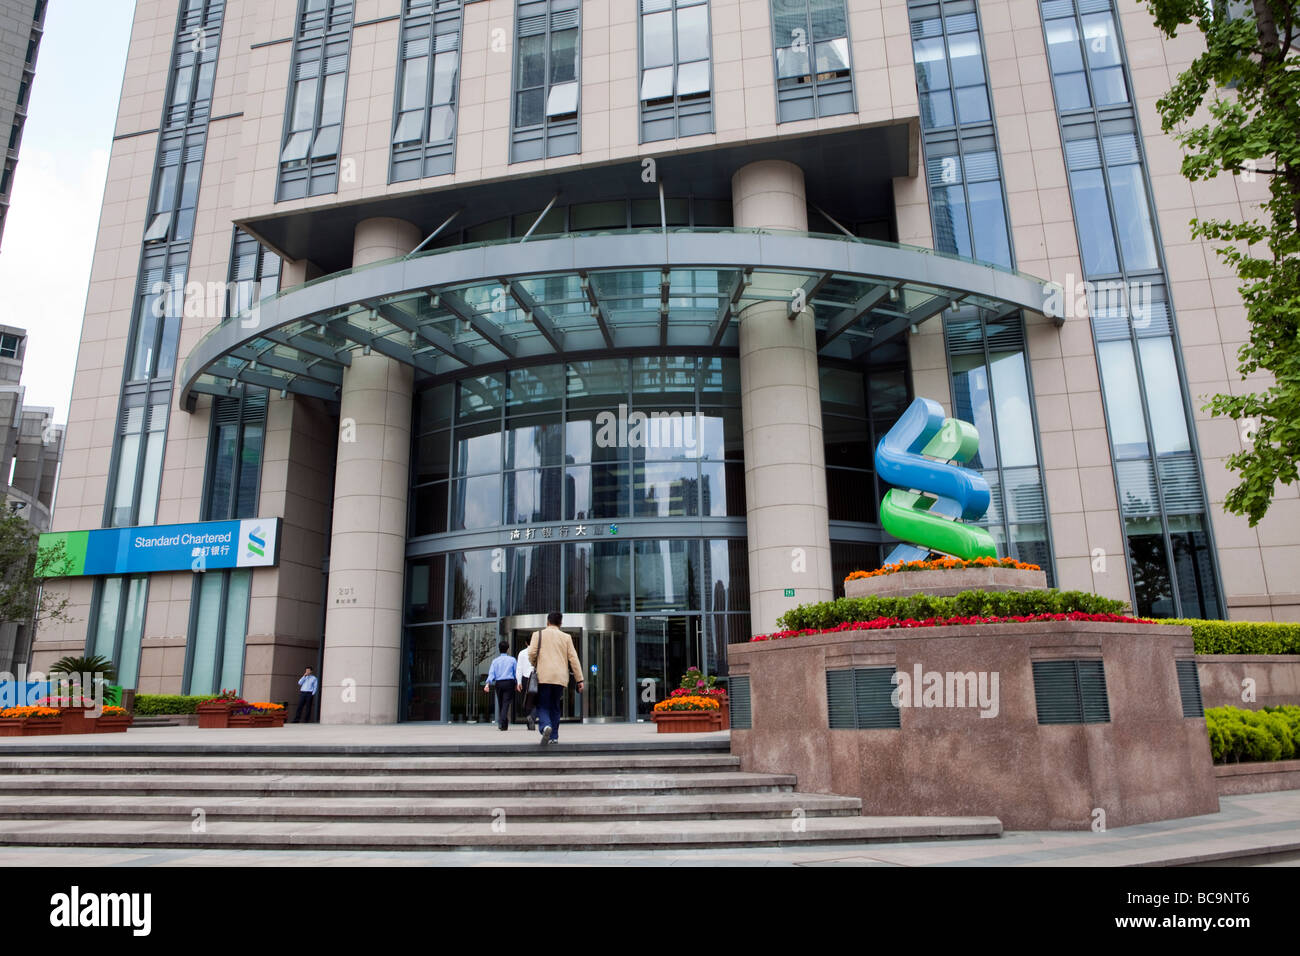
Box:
[770,0,854,122]
[165,1,224,126]
[204,389,267,521]
[143,130,205,245]
[226,230,281,322]
[88,576,149,691]
[511,0,580,162]
[278,0,354,199]
[185,569,252,695]
[391,0,464,181]
[129,246,186,382]
[945,314,1054,580]
[639,0,713,142]
[108,395,169,528]
[0,333,19,359]
[1032,659,1110,724]
[923,132,1012,268]
[1041,0,1222,619]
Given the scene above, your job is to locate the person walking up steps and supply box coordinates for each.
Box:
[516,639,537,731]
[527,612,583,745]
[484,641,518,731]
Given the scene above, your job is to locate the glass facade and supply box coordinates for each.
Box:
[908,0,1055,581]
[1039,0,1223,617]
[404,355,750,721]
[278,0,354,199]
[391,0,464,181]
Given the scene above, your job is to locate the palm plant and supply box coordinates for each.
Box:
[48,655,117,684]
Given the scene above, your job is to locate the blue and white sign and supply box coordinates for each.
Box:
[40,518,282,577]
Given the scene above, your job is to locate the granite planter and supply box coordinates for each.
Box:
[57,707,96,735]
[652,710,723,733]
[845,566,1047,599]
[92,714,133,734]
[197,701,236,729]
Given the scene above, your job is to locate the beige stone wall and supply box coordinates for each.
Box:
[1116,5,1298,622]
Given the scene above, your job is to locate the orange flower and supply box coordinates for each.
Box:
[844,556,1041,583]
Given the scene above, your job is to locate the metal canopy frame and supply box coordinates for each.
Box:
[180,229,1051,411]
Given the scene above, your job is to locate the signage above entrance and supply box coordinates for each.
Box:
[38,518,283,577]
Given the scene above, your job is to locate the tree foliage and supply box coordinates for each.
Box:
[0,510,74,631]
[1142,0,1300,525]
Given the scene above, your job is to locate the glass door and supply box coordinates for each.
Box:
[634,615,701,719]
[505,614,629,722]
[448,622,498,722]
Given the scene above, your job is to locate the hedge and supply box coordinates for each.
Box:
[776,590,1128,633]
[1206,705,1300,764]
[1159,618,1300,655]
[133,694,218,716]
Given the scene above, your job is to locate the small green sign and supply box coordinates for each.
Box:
[783,588,795,597]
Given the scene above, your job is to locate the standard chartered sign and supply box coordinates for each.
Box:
[38,518,282,577]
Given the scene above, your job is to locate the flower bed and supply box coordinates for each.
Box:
[0,706,63,736]
[776,589,1128,633]
[651,696,722,733]
[846,557,1041,581]
[753,611,1149,642]
[198,693,286,729]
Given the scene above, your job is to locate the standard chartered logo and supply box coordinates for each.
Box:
[246,527,265,559]
[875,396,996,563]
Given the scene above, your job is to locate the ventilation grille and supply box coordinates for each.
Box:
[1032,659,1110,724]
[729,676,752,729]
[827,667,901,729]
[1176,660,1204,718]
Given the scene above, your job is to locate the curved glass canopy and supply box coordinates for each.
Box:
[180,228,1053,409]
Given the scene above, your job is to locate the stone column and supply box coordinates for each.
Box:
[732,161,834,634]
[320,217,421,724]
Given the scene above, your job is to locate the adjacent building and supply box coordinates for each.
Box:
[1,325,64,671]
[0,0,46,248]
[32,0,1298,724]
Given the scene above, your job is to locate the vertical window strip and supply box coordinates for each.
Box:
[510,0,581,162]
[907,0,1056,582]
[391,0,464,182]
[1037,0,1223,618]
[769,0,855,123]
[184,568,253,695]
[639,0,714,143]
[225,229,282,323]
[278,0,355,200]
[203,386,268,522]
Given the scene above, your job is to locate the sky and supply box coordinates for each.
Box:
[0,0,136,424]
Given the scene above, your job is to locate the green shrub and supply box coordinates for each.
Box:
[1204,705,1300,764]
[133,694,217,716]
[775,589,1129,633]
[1160,618,1300,655]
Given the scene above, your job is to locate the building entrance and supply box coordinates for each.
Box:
[504,614,628,723]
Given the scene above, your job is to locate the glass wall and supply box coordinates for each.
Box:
[403,355,750,721]
[1039,0,1222,617]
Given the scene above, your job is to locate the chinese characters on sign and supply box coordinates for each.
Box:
[507,523,620,541]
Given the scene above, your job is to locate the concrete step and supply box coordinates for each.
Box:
[0,753,742,776]
[0,770,797,799]
[0,815,1003,850]
[0,791,863,823]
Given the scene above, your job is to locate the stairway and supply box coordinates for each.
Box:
[0,742,1002,851]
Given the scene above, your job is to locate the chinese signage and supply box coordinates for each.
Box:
[506,523,619,542]
[38,518,282,577]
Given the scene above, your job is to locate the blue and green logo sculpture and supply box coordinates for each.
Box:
[875,396,997,564]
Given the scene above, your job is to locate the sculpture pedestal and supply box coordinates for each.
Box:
[845,566,1047,599]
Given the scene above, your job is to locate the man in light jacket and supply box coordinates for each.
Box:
[527,612,584,745]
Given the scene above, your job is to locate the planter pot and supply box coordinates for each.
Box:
[197,702,235,729]
[652,710,724,733]
[92,714,133,734]
[57,707,97,735]
[0,717,64,737]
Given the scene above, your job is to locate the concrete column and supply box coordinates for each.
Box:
[732,161,834,635]
[320,217,421,724]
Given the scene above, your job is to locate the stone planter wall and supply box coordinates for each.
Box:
[0,718,63,737]
[1196,655,1300,710]
[1214,759,1300,796]
[728,620,1219,830]
[844,566,1047,599]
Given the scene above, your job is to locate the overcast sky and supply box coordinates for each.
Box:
[0,0,135,423]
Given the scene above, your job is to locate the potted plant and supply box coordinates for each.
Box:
[197,689,245,729]
[651,695,724,733]
[672,667,730,729]
[44,655,123,733]
[92,705,133,734]
[248,702,287,727]
[0,706,63,736]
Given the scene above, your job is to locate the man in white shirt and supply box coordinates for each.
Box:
[516,643,537,731]
[293,666,318,723]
